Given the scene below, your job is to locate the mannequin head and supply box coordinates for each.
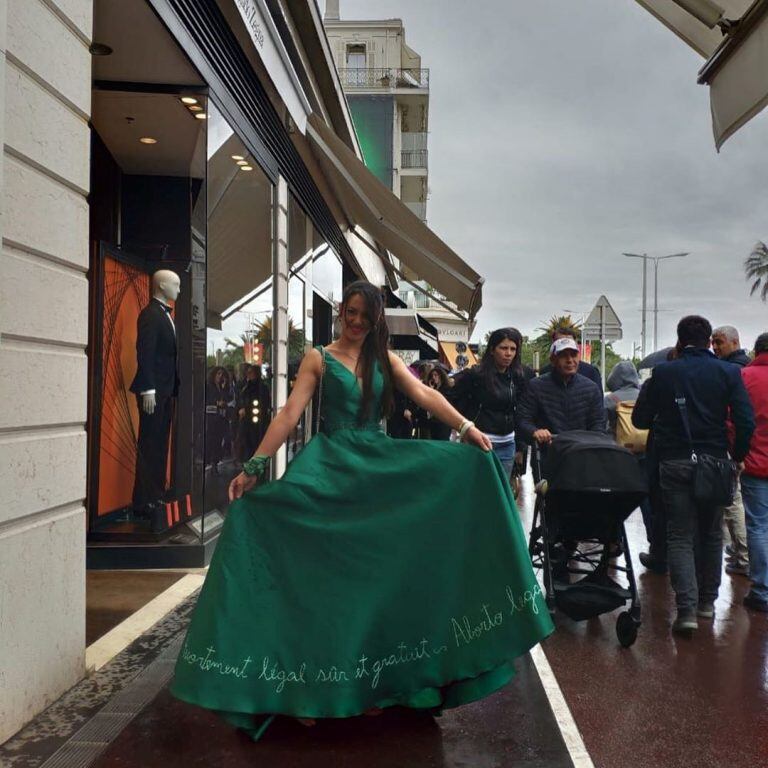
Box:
[152,270,181,303]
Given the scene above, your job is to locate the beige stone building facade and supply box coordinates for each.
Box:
[0,0,482,744]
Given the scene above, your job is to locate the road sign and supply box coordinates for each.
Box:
[582,295,622,389]
[583,295,622,342]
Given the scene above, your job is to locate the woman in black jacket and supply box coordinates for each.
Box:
[450,328,527,476]
[412,364,453,440]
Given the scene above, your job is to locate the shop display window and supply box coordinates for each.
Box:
[201,101,276,515]
[86,0,348,565]
[88,84,208,545]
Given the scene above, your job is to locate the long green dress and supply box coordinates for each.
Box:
[171,348,553,739]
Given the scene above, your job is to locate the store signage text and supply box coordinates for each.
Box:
[234,0,265,48]
[232,0,310,133]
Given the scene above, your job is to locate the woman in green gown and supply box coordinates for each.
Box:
[171,281,553,740]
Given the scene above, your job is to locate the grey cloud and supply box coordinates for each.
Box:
[337,0,768,352]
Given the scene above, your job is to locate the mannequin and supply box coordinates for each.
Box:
[130,270,181,526]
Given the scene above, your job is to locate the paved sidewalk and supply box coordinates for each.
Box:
[10,470,767,767]
[1,569,577,768]
[91,652,573,768]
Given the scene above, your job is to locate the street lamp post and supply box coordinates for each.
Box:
[622,253,648,359]
[623,252,689,354]
[653,253,688,352]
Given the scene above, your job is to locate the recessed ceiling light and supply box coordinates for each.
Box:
[240,165,253,171]
[194,113,208,120]
[231,155,245,161]
[180,96,198,105]
[236,159,248,166]
[189,105,203,112]
[139,137,158,144]
[89,42,113,56]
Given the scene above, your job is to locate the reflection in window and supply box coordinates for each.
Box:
[285,195,310,461]
[203,101,275,516]
[311,226,343,347]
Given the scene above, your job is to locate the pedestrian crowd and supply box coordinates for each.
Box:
[398,315,768,635]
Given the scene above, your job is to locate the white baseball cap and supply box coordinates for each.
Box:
[550,337,579,356]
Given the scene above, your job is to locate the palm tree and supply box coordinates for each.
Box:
[538,314,581,338]
[746,241,768,301]
[237,316,306,363]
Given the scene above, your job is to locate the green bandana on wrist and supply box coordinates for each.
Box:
[243,455,270,478]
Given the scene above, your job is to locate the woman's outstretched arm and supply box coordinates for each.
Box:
[229,348,322,499]
[388,353,491,451]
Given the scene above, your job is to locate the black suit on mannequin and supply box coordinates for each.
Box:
[130,298,180,512]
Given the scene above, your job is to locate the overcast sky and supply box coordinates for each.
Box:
[330,0,768,357]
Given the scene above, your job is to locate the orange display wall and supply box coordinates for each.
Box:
[96,255,150,516]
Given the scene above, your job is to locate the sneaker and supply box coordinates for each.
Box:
[697,602,715,619]
[726,562,750,577]
[639,552,667,574]
[672,612,699,634]
[743,593,768,613]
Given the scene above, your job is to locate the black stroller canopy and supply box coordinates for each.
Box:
[545,431,648,496]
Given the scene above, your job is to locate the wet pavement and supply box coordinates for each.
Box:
[90,654,572,768]
[5,471,768,768]
[516,477,768,768]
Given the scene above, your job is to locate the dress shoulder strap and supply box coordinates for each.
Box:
[314,346,326,434]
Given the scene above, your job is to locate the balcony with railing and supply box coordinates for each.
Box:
[337,68,430,90]
[401,131,428,170]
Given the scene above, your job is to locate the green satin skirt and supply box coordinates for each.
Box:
[170,429,553,737]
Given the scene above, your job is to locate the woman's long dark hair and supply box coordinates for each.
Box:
[480,327,523,390]
[340,281,395,422]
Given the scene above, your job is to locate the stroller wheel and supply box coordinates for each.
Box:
[616,611,639,648]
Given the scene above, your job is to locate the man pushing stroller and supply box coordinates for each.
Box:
[516,337,606,452]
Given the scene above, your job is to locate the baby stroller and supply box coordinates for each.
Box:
[528,431,648,647]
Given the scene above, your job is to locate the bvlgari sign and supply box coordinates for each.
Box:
[231,0,310,133]
[234,0,265,48]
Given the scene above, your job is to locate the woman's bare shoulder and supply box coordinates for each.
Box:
[301,347,323,373]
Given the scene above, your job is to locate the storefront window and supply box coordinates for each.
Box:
[311,228,343,347]
[88,86,208,546]
[285,195,312,460]
[202,101,275,515]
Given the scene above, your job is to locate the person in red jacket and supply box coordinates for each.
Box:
[741,332,768,612]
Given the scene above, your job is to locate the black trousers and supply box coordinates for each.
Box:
[132,394,174,509]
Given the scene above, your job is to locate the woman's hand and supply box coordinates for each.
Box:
[463,426,491,451]
[229,472,259,501]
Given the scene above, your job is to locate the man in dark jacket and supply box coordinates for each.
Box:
[633,315,755,635]
[712,325,752,575]
[517,338,605,449]
[712,325,752,367]
[540,326,603,392]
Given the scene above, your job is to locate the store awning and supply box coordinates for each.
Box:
[306,113,484,320]
[385,308,439,351]
[633,0,752,57]
[634,0,768,148]
[699,1,768,148]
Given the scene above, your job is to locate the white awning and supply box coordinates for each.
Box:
[701,3,768,148]
[634,0,753,57]
[634,0,768,148]
[305,113,483,320]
